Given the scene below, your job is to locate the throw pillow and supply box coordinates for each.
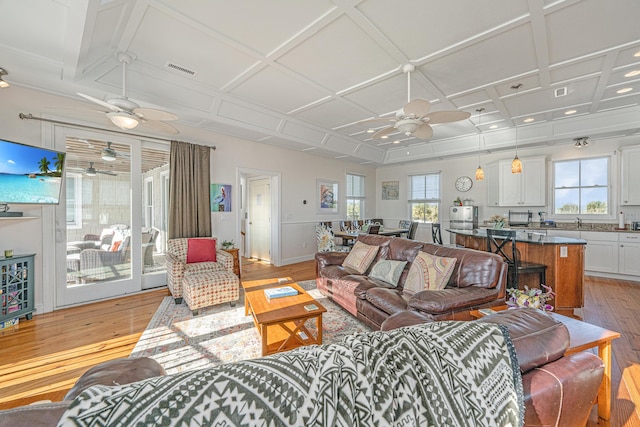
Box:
[404,251,456,294]
[369,259,408,288]
[110,241,122,252]
[186,238,217,263]
[342,241,379,274]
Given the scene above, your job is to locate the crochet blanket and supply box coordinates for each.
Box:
[57,321,523,427]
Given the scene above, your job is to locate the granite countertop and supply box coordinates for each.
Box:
[448,228,587,245]
[480,222,640,233]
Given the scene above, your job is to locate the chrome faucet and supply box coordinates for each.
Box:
[576,217,582,228]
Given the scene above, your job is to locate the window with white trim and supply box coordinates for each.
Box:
[66,172,83,229]
[553,156,610,215]
[409,173,440,223]
[346,173,365,220]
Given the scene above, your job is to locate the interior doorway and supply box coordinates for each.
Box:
[239,168,281,266]
[248,177,271,262]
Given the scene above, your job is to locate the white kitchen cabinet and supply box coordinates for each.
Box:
[620,146,640,205]
[618,233,640,275]
[581,231,618,273]
[497,156,546,207]
[485,162,500,207]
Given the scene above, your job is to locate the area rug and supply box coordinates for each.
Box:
[130,280,372,374]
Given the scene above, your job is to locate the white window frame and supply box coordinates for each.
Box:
[408,172,441,223]
[66,172,83,229]
[144,176,154,227]
[346,173,365,220]
[552,155,612,218]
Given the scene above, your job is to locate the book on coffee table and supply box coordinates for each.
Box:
[264,286,298,300]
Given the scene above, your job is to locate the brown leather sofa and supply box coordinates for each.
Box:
[382,308,605,426]
[315,234,509,329]
[0,357,165,427]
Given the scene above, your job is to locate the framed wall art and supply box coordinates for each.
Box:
[317,179,339,214]
[211,183,232,212]
[381,181,399,200]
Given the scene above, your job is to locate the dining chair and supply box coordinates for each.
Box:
[407,222,419,240]
[340,220,353,231]
[485,229,546,290]
[367,225,381,234]
[431,223,443,244]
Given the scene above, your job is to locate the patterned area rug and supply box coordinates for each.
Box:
[130,280,372,374]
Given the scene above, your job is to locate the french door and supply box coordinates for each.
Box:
[54,127,168,307]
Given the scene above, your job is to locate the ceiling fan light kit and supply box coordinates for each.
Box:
[0,67,9,88]
[107,111,139,130]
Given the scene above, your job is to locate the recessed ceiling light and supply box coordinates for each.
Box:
[565,109,577,115]
[524,118,534,123]
[617,87,633,94]
[624,70,640,78]
[634,50,640,58]
[381,135,388,139]
[366,129,374,133]
[489,124,498,129]
[393,140,400,144]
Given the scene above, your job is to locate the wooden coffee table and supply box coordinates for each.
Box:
[244,282,327,356]
[471,306,620,420]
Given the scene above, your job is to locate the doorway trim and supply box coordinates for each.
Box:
[237,167,281,266]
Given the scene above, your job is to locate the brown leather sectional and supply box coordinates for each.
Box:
[315,233,509,329]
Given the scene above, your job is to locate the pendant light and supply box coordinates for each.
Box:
[475,108,484,181]
[511,84,523,174]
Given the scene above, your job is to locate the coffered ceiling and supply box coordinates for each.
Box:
[1,0,640,166]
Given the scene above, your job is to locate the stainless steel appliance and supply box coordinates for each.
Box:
[633,221,640,231]
[508,210,532,226]
[449,206,478,230]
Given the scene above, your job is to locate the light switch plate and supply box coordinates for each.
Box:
[560,246,568,257]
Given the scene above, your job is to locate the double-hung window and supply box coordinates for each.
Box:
[409,173,440,222]
[553,157,610,215]
[346,173,365,220]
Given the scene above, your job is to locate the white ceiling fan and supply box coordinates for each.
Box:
[77,52,179,135]
[84,162,117,176]
[101,141,130,162]
[360,64,471,140]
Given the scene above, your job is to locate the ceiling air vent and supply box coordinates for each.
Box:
[554,87,567,97]
[165,62,197,77]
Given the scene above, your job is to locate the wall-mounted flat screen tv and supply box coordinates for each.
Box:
[0,138,66,205]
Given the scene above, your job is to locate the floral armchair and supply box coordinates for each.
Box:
[165,237,234,304]
[315,225,350,253]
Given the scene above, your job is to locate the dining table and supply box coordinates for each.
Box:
[333,227,409,244]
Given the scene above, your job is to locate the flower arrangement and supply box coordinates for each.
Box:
[221,240,234,250]
[489,214,506,229]
[507,284,556,311]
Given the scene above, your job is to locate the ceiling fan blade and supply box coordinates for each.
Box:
[413,124,434,139]
[371,126,395,139]
[97,170,117,176]
[133,107,178,121]
[139,119,180,135]
[425,110,471,124]
[77,92,121,112]
[357,117,396,126]
[403,99,431,118]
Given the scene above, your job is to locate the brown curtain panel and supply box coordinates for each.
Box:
[168,140,212,238]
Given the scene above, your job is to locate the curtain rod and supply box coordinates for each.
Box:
[18,113,216,150]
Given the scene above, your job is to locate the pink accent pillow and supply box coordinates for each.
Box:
[186,238,217,263]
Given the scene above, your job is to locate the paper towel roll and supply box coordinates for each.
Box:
[619,212,625,229]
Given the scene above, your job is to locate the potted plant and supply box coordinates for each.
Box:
[506,285,556,311]
[489,214,506,229]
[221,240,234,250]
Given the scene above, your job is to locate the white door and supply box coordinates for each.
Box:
[249,177,271,262]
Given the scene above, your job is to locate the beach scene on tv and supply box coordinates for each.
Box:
[0,139,66,204]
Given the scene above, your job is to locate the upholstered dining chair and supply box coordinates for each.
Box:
[315,225,350,253]
[407,222,419,240]
[367,224,381,234]
[486,229,547,290]
[431,223,443,244]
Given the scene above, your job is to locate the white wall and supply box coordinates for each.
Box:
[377,136,640,243]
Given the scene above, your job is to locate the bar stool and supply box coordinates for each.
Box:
[486,229,546,290]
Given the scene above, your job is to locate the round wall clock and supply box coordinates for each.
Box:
[455,176,473,192]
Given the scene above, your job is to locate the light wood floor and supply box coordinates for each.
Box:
[0,259,638,426]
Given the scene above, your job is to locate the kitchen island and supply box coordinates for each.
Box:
[448,228,586,316]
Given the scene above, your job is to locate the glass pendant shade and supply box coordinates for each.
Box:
[475,165,484,180]
[511,155,523,174]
